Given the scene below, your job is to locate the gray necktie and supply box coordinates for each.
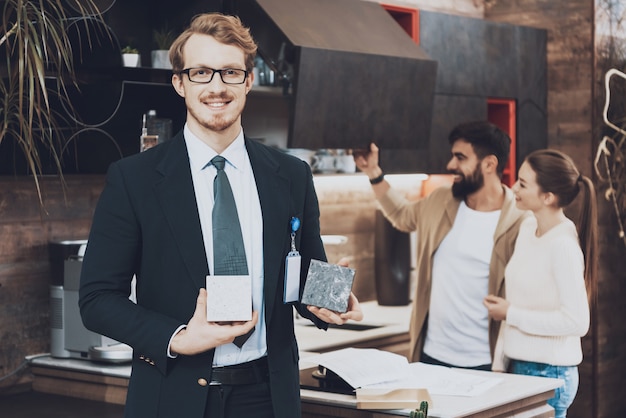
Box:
[212,156,248,276]
[211,155,253,347]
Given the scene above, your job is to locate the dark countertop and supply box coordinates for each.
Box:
[0,391,124,418]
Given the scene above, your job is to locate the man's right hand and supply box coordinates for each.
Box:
[353,143,382,179]
[170,288,258,356]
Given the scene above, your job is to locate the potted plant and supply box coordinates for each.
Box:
[151,25,176,69]
[121,45,141,67]
[0,0,106,205]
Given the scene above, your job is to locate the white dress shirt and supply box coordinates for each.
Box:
[185,125,267,367]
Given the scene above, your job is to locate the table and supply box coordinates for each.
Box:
[28,354,560,417]
[300,370,559,417]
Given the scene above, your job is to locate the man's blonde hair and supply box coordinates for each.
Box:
[169,13,258,73]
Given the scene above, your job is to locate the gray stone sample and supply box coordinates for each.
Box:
[301,259,355,313]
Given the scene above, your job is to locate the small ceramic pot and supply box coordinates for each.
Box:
[151,50,172,69]
[122,53,140,68]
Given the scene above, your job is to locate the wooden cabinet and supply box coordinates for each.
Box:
[237,0,437,151]
[380,10,547,175]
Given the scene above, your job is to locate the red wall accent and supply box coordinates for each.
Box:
[488,98,517,187]
[382,4,419,44]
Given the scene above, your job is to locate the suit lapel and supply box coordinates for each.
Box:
[154,134,208,289]
[246,138,291,318]
[150,136,292,305]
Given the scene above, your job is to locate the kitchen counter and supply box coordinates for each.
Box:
[26,301,412,405]
[295,301,411,354]
[27,353,559,417]
[24,302,559,417]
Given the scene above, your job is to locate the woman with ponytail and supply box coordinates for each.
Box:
[483,149,597,418]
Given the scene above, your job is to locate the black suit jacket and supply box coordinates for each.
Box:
[79,132,328,418]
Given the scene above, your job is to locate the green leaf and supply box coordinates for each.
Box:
[1,0,107,206]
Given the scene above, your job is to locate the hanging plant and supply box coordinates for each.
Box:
[0,0,106,206]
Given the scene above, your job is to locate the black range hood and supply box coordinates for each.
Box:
[235,0,437,150]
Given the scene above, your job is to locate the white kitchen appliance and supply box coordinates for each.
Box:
[49,240,132,363]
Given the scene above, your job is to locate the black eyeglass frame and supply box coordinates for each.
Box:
[177,67,249,85]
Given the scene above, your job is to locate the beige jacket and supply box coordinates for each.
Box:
[378,185,528,363]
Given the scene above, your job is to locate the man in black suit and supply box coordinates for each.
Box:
[79,13,362,418]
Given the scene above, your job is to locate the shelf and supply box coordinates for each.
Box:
[251,85,289,97]
[117,67,175,85]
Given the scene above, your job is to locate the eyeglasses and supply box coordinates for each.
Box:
[178,67,248,84]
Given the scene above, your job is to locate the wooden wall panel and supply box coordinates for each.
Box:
[592,199,626,418]
[0,176,104,389]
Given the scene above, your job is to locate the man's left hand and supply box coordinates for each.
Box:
[308,292,364,324]
[307,257,363,324]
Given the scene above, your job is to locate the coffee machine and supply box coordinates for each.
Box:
[49,240,132,363]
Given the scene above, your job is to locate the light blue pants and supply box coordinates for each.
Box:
[510,360,578,418]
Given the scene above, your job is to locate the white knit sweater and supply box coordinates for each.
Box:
[492,216,590,371]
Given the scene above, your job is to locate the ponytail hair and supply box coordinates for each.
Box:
[577,175,598,305]
[525,149,598,304]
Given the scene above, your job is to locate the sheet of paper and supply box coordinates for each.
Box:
[304,348,502,397]
[303,348,410,389]
[365,362,503,397]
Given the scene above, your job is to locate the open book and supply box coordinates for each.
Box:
[301,348,428,410]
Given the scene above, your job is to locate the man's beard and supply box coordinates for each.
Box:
[199,113,237,132]
[190,94,240,132]
[451,164,484,198]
